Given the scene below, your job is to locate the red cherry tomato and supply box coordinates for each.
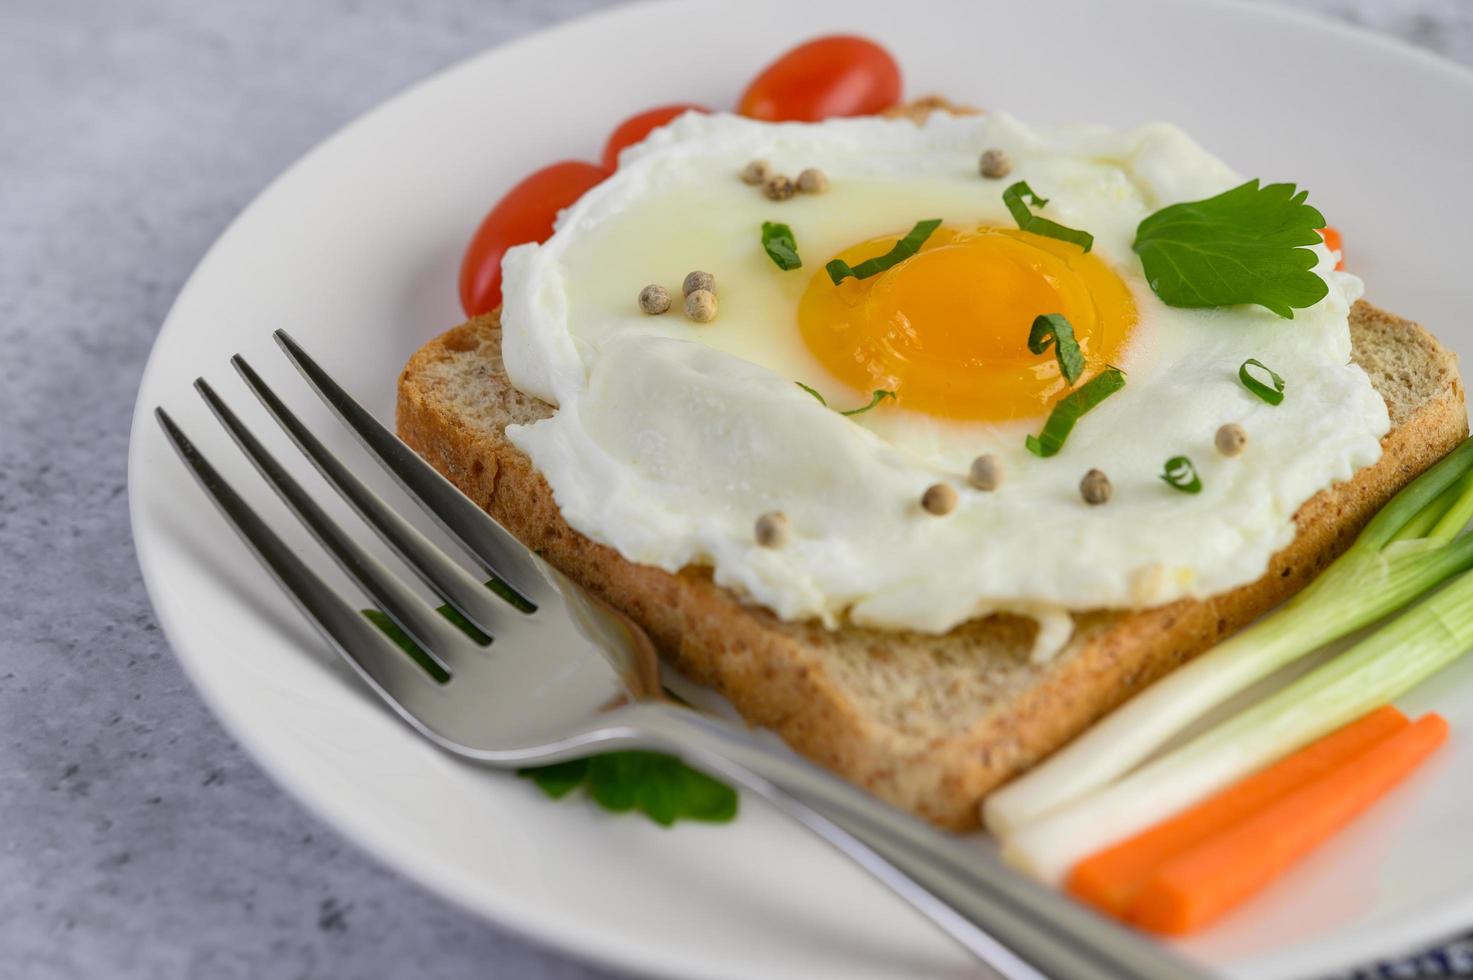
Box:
[601,103,709,171]
[738,35,902,122]
[458,160,609,316]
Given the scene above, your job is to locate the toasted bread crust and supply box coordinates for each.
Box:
[399,301,1463,830]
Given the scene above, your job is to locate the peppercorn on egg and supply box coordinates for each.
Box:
[498,111,1387,652]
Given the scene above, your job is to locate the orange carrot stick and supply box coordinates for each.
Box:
[1066,705,1408,917]
[1129,712,1449,935]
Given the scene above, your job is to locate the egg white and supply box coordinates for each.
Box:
[499,111,1388,642]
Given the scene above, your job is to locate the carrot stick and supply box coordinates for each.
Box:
[1129,712,1449,935]
[1066,705,1408,917]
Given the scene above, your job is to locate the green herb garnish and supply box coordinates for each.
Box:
[761,221,802,271]
[362,582,737,827]
[1239,358,1286,405]
[1133,180,1329,318]
[1028,313,1085,385]
[825,219,942,285]
[796,383,895,415]
[519,752,738,826]
[1024,367,1126,457]
[1161,456,1203,494]
[1002,182,1094,252]
[841,389,896,416]
[795,381,827,405]
[361,609,454,684]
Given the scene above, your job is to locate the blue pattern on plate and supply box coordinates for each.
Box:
[1337,932,1473,978]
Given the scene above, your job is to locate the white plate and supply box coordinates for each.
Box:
[129,1,1473,977]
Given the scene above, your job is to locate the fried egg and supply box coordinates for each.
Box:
[499,111,1387,647]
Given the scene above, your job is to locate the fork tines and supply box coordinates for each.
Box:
[155,332,545,692]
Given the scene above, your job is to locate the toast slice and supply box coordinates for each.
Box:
[397,300,1464,830]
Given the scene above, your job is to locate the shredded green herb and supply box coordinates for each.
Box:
[761,221,802,271]
[1028,313,1085,385]
[1239,358,1287,406]
[1161,456,1203,494]
[825,219,942,285]
[841,389,896,416]
[1024,367,1126,457]
[796,384,895,416]
[1133,180,1328,318]
[1002,182,1094,252]
[795,381,827,405]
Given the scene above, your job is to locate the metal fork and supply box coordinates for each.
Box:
[154,329,1204,980]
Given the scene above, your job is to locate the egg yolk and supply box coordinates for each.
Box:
[798,226,1137,421]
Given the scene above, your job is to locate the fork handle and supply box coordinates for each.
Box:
[626,704,1202,980]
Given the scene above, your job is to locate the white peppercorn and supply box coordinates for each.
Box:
[979,148,1012,179]
[968,454,1004,491]
[637,284,670,315]
[685,288,718,323]
[1080,469,1113,505]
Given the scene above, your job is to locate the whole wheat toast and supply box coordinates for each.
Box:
[397,300,1464,829]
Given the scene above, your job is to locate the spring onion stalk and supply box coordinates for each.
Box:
[1001,560,1473,882]
[1429,467,1473,543]
[984,438,1473,836]
[1392,466,1473,544]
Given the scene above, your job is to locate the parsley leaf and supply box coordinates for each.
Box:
[1133,179,1329,318]
[520,758,588,798]
[826,219,942,284]
[761,221,802,271]
[1024,367,1126,457]
[1027,313,1085,385]
[521,751,738,826]
[362,582,738,827]
[1002,182,1094,252]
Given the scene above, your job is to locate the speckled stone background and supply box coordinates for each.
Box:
[4,2,1473,978]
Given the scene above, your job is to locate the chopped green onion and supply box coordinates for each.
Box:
[841,389,895,416]
[1239,358,1286,405]
[1024,367,1125,457]
[1002,181,1094,253]
[825,219,942,285]
[795,381,827,406]
[761,221,802,271]
[1027,313,1085,385]
[984,436,1473,839]
[1161,456,1202,494]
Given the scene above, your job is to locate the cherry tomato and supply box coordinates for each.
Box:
[459,160,609,316]
[601,103,709,171]
[738,35,902,122]
[1319,226,1345,271]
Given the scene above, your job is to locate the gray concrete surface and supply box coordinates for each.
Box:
[3,1,1472,978]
